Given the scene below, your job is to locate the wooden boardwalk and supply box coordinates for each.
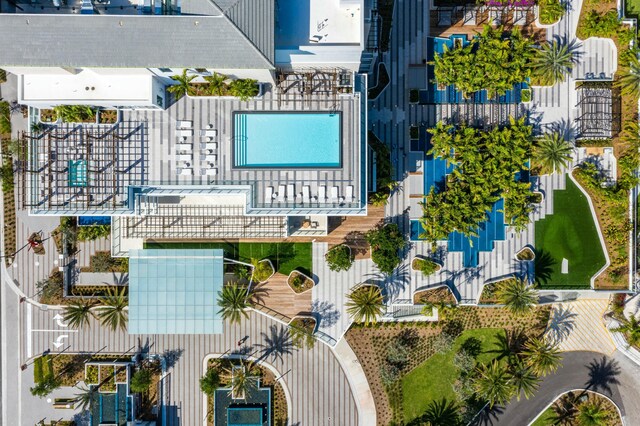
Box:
[252,273,313,319]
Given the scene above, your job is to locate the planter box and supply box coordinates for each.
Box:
[254,259,275,284]
[289,315,318,334]
[521,88,532,103]
[515,246,536,261]
[411,256,442,276]
[287,270,315,294]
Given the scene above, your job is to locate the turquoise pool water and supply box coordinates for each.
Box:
[234,112,341,168]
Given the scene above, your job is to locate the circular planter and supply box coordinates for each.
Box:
[253,259,275,284]
[287,270,315,294]
[515,246,536,261]
[325,244,353,270]
[411,255,442,275]
[530,191,544,204]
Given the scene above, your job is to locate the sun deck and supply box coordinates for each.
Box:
[121,78,366,215]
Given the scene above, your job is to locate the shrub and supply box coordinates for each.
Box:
[379,363,400,386]
[130,369,152,393]
[453,349,475,371]
[579,10,621,39]
[290,318,316,349]
[85,365,99,384]
[1,157,14,193]
[53,105,96,123]
[200,367,221,396]
[520,88,532,103]
[325,244,353,272]
[0,101,10,135]
[412,257,440,276]
[229,79,259,101]
[0,69,6,83]
[385,339,409,367]
[30,375,61,397]
[90,251,129,273]
[538,0,564,25]
[432,333,455,354]
[442,319,464,338]
[77,225,110,241]
[251,259,274,282]
[36,271,64,305]
[366,223,405,274]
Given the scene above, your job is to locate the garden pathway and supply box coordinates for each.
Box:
[546,300,616,355]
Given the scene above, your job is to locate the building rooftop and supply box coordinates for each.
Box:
[0,0,275,68]
[128,248,224,334]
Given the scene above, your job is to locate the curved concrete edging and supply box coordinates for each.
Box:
[527,388,626,426]
[567,172,611,288]
[201,353,293,426]
[332,338,377,426]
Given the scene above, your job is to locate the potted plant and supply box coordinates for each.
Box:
[287,270,314,293]
[325,244,353,272]
[521,88,532,103]
[251,258,274,283]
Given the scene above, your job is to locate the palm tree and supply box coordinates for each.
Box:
[345,285,385,326]
[167,69,196,100]
[204,72,228,96]
[62,300,95,329]
[420,398,461,426]
[552,392,579,425]
[229,79,259,101]
[530,41,575,86]
[227,360,258,399]
[96,287,128,331]
[495,277,538,315]
[509,358,540,401]
[522,337,562,376]
[74,384,98,412]
[533,132,573,174]
[577,400,610,426]
[217,283,250,325]
[473,360,515,408]
[612,315,640,347]
[617,56,640,98]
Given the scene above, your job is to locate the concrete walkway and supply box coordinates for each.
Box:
[548,300,616,355]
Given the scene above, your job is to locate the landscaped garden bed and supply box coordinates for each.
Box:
[289,316,317,349]
[98,109,118,124]
[325,244,353,272]
[252,258,275,283]
[413,286,456,305]
[411,256,441,276]
[368,131,395,207]
[167,70,260,101]
[346,306,552,425]
[82,251,129,273]
[534,177,606,289]
[515,246,536,261]
[532,391,622,426]
[1,137,16,266]
[287,270,314,293]
[538,0,565,25]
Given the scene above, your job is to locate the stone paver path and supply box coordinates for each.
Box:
[548,300,615,355]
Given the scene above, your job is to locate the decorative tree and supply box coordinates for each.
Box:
[530,41,575,86]
[495,277,538,316]
[97,287,128,331]
[217,283,251,324]
[533,132,573,174]
[345,285,385,326]
[63,300,96,329]
[167,69,196,100]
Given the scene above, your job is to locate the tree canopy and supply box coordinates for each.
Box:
[432,26,533,98]
[420,117,534,242]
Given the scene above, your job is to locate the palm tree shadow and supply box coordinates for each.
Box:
[311,299,341,328]
[248,282,270,305]
[255,324,296,363]
[545,304,577,344]
[585,356,621,396]
[469,404,504,426]
[533,248,556,287]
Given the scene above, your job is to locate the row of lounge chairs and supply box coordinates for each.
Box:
[265,184,355,204]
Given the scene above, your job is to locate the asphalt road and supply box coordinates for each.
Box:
[473,351,627,426]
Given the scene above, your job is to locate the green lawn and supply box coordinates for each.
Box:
[143,241,312,275]
[401,328,504,423]
[33,355,53,384]
[531,407,555,426]
[534,177,606,289]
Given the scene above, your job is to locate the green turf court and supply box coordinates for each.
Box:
[401,328,504,424]
[534,177,606,289]
[626,0,640,19]
[143,241,312,276]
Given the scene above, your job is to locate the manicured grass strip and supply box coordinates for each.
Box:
[0,101,10,135]
[143,242,312,276]
[626,0,640,19]
[401,328,504,424]
[534,178,606,288]
[531,407,555,426]
[33,355,54,384]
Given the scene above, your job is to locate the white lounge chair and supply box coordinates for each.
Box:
[176,120,193,129]
[277,185,286,202]
[303,185,311,203]
[204,168,217,176]
[177,129,193,137]
[201,129,218,138]
[318,186,327,202]
[204,154,217,163]
[176,154,192,162]
[176,167,193,176]
[330,186,339,203]
[346,185,354,202]
[265,186,274,203]
[175,143,193,152]
[287,184,295,201]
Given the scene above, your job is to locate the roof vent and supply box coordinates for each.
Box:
[119,20,124,26]
[25,19,30,25]
[194,20,199,26]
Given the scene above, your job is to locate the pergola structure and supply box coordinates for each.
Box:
[430,4,534,28]
[575,84,621,139]
[275,68,353,104]
[21,120,147,213]
[439,102,528,128]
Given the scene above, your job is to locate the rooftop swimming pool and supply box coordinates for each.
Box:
[233,112,342,168]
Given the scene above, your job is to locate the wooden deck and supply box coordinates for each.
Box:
[252,273,313,319]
